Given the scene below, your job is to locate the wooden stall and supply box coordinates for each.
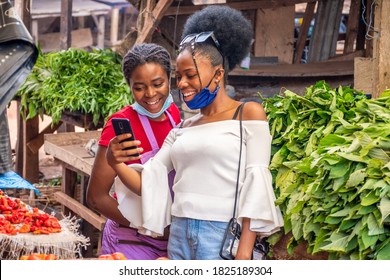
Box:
[43,130,106,257]
[122,0,386,99]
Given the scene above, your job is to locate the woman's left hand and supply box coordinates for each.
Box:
[235,218,256,260]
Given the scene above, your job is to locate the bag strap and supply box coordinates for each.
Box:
[232,102,245,219]
[231,104,242,120]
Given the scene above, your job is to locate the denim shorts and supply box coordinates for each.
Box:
[167,216,228,260]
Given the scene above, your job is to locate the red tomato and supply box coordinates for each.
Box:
[45,254,57,260]
[156,257,170,260]
[27,254,42,260]
[19,255,29,260]
[98,254,114,260]
[111,252,127,260]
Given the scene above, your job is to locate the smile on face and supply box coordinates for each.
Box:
[130,62,170,114]
[175,49,219,102]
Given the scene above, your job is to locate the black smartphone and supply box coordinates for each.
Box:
[111,118,139,155]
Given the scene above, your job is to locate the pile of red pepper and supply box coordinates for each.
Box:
[0,190,62,235]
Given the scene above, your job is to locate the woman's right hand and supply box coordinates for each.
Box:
[106,134,143,168]
[106,134,143,196]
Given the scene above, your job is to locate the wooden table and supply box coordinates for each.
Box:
[44,130,106,257]
[31,0,111,49]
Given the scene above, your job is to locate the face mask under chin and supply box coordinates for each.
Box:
[184,85,219,110]
[183,69,221,110]
[132,94,173,119]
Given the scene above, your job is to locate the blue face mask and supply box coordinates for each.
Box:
[132,94,173,119]
[184,74,220,110]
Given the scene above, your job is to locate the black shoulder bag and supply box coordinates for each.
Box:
[219,103,269,260]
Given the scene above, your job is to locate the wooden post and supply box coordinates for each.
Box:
[135,0,174,45]
[22,116,40,183]
[344,0,361,54]
[294,2,316,64]
[60,0,73,50]
[14,0,31,30]
[372,0,390,97]
[58,0,75,133]
[354,0,390,97]
[363,0,374,58]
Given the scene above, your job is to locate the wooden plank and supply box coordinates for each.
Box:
[327,49,365,61]
[354,57,373,94]
[44,142,95,175]
[39,28,94,52]
[328,0,344,58]
[344,0,361,53]
[309,0,344,62]
[308,0,327,61]
[165,0,317,16]
[54,191,106,231]
[32,0,111,18]
[254,6,295,64]
[44,131,101,176]
[26,121,62,154]
[294,1,316,64]
[229,60,354,77]
[44,130,101,147]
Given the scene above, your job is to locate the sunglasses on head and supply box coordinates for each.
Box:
[179,31,222,53]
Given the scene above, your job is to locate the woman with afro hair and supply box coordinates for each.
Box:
[107,5,283,260]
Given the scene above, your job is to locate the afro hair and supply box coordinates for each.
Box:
[181,5,253,71]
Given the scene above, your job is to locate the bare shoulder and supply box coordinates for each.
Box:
[241,101,267,121]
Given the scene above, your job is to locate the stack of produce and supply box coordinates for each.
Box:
[0,190,61,235]
[262,81,390,260]
[0,190,89,259]
[16,48,132,126]
[20,253,58,260]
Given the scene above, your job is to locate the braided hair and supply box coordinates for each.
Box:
[180,5,253,73]
[122,43,171,86]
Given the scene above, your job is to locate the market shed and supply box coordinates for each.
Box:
[120,0,389,99]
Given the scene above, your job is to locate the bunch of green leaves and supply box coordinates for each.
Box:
[17,47,132,126]
[261,81,390,259]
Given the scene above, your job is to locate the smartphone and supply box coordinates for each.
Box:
[111,118,139,155]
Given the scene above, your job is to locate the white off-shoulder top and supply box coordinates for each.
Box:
[115,120,284,237]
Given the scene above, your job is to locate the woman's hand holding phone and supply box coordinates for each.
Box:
[109,118,142,161]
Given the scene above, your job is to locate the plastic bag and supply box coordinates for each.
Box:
[0,0,38,115]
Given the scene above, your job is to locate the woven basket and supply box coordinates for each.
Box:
[35,185,62,206]
[14,185,62,211]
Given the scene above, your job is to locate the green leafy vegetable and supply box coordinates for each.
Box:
[16,47,132,126]
[262,81,390,260]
